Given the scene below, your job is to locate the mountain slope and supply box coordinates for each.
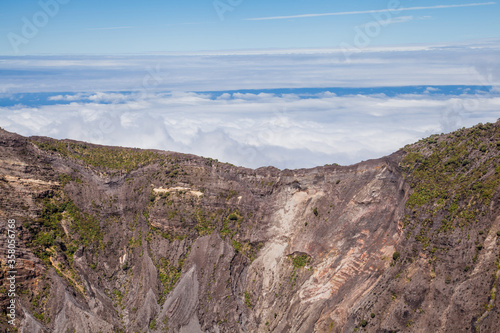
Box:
[0,120,499,333]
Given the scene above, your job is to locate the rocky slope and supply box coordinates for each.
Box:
[0,120,499,333]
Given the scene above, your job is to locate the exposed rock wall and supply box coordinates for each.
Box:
[0,120,499,332]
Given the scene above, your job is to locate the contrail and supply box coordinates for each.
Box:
[245,2,496,21]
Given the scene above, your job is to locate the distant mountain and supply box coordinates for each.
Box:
[0,119,499,332]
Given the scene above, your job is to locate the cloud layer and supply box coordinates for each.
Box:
[0,40,499,94]
[0,42,499,169]
[1,91,499,169]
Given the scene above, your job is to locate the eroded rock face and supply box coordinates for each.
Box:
[0,120,499,333]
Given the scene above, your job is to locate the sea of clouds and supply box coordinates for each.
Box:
[1,41,499,169]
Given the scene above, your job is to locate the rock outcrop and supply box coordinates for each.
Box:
[0,120,499,332]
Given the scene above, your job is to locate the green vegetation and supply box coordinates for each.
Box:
[26,192,100,299]
[218,210,258,260]
[33,139,160,172]
[162,317,169,332]
[29,196,89,264]
[392,251,400,261]
[226,190,239,200]
[232,239,243,252]
[402,123,500,217]
[292,254,311,269]
[205,157,219,166]
[112,289,125,310]
[149,318,157,330]
[313,207,319,217]
[220,217,235,240]
[157,256,184,301]
[360,319,368,327]
[65,200,102,246]
[58,173,82,186]
[244,291,252,308]
[128,230,142,248]
[31,283,51,323]
[194,209,216,236]
[401,122,500,235]
[220,210,241,240]
[399,121,500,277]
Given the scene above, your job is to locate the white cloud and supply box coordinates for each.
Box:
[0,42,499,169]
[0,40,498,94]
[86,26,134,31]
[49,93,86,101]
[1,92,499,169]
[381,15,414,25]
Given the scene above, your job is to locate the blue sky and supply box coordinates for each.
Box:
[0,0,499,54]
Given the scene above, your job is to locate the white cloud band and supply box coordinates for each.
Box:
[1,91,499,169]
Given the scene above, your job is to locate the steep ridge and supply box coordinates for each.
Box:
[0,120,498,332]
